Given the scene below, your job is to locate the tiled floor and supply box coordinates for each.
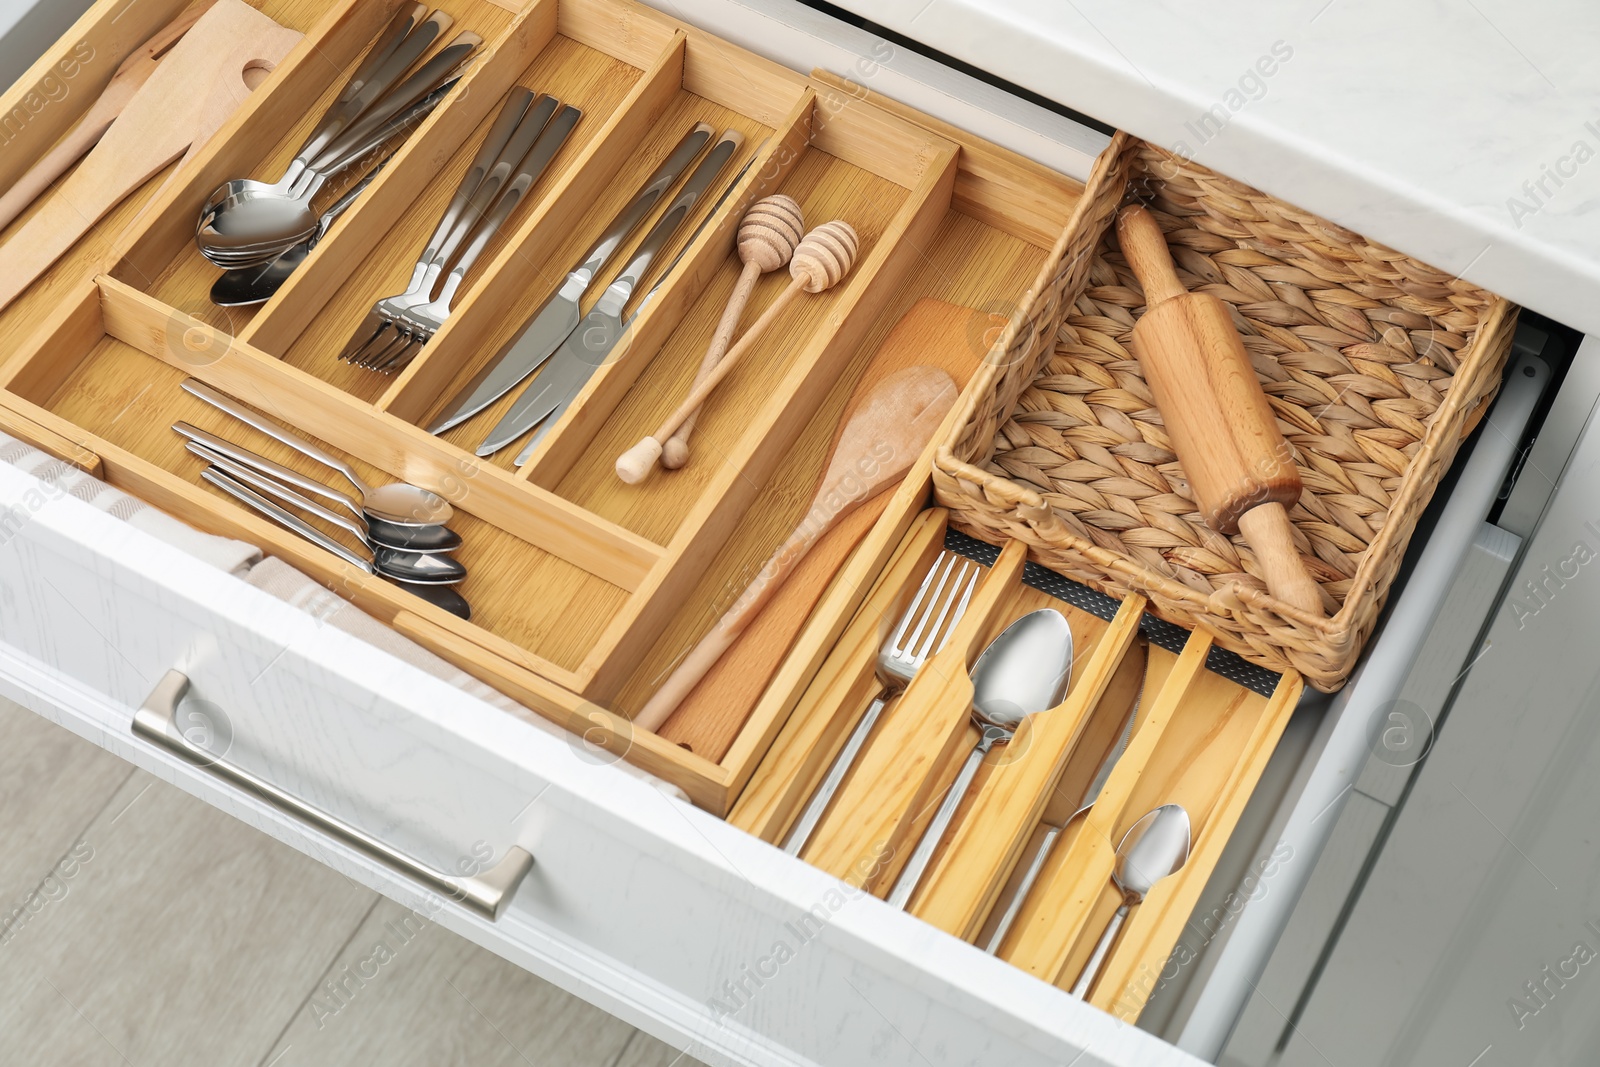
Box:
[0,697,702,1067]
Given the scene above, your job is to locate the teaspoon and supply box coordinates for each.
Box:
[181,380,453,526]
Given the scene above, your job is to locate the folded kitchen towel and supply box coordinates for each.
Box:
[245,557,691,803]
[0,432,261,576]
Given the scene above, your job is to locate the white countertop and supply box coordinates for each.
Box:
[833,0,1600,336]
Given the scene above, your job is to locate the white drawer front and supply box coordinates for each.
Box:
[0,462,1199,1067]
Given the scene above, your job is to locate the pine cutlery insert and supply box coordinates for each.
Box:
[0,0,1303,1021]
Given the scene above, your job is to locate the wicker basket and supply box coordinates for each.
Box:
[933,132,1518,691]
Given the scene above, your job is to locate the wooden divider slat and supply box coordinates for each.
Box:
[377,31,694,426]
[390,608,733,812]
[727,508,949,842]
[1090,670,1302,1018]
[1001,630,1214,982]
[239,0,561,359]
[569,130,961,703]
[104,0,392,291]
[803,539,1027,893]
[95,277,665,591]
[910,594,1147,940]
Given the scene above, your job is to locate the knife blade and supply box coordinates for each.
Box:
[426,122,718,435]
[476,128,746,461]
[980,633,1149,955]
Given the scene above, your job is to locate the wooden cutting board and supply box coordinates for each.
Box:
[0,0,302,313]
[657,298,998,759]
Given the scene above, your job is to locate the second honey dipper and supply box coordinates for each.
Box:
[1117,204,1323,616]
[662,194,806,469]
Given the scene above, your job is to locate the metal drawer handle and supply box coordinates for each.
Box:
[132,670,533,921]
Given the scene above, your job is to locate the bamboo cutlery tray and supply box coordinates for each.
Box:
[2,0,1302,1020]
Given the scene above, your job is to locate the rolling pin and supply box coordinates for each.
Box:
[1116,204,1322,616]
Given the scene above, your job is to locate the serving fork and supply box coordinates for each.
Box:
[782,551,981,856]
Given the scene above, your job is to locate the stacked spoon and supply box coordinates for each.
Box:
[195,4,479,271]
[175,379,472,620]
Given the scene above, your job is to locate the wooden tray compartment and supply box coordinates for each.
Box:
[238,1,689,404]
[100,0,512,327]
[0,0,365,352]
[3,278,645,679]
[731,507,1301,1020]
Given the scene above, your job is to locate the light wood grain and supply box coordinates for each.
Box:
[0,2,219,233]
[630,363,956,731]
[1089,669,1301,1018]
[0,0,302,313]
[105,0,401,302]
[1001,632,1212,983]
[808,68,1083,249]
[1117,203,1322,616]
[909,593,1146,939]
[802,539,1026,893]
[652,301,996,760]
[93,276,663,594]
[239,0,558,362]
[260,28,644,401]
[567,129,961,703]
[726,508,949,841]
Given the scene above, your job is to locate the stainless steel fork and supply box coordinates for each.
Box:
[361,101,582,373]
[781,551,981,856]
[338,89,541,365]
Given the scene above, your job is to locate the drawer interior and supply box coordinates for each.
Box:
[731,510,1301,1017]
[0,0,1314,1031]
[0,0,1082,816]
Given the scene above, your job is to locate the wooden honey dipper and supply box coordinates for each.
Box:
[1117,203,1323,615]
[661,194,806,469]
[616,219,859,484]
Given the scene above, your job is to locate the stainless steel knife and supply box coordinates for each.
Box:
[980,633,1149,955]
[426,122,717,435]
[476,128,746,461]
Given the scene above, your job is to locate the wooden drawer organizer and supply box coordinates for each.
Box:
[733,510,1299,1016]
[0,0,1300,1018]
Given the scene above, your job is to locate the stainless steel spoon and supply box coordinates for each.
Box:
[201,468,471,621]
[181,380,452,526]
[1070,803,1191,999]
[200,452,466,584]
[196,11,464,258]
[202,467,471,598]
[171,422,462,553]
[886,608,1076,910]
[186,442,462,572]
[210,157,390,307]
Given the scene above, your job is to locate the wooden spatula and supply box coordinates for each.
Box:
[0,0,220,233]
[640,300,998,748]
[0,0,301,312]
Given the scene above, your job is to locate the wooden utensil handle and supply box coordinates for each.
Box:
[1117,205,1301,532]
[663,259,762,467]
[1115,205,1188,306]
[1236,503,1322,614]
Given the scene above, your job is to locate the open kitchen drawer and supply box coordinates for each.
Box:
[0,0,1553,1063]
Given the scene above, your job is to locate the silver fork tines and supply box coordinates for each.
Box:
[781,550,981,856]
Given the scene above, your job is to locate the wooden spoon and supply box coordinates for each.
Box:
[653,299,999,758]
[633,360,960,733]
[0,0,219,233]
[0,0,301,313]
